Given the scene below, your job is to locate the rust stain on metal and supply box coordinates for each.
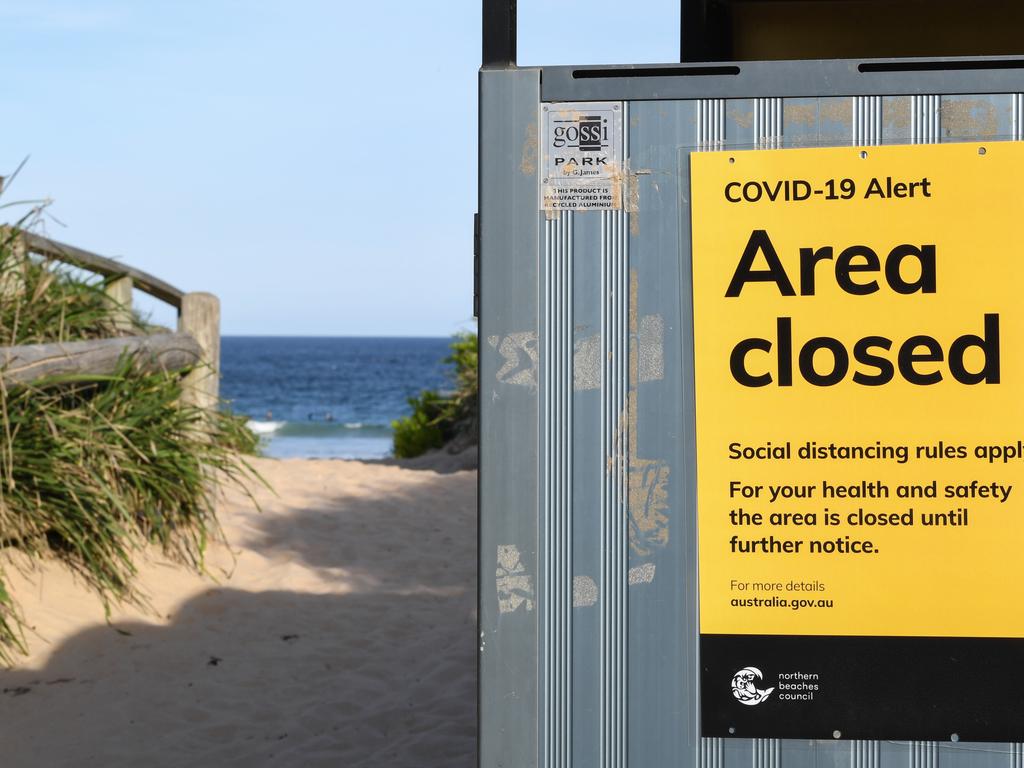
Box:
[784,103,817,127]
[610,270,671,557]
[782,100,852,135]
[728,108,753,130]
[884,96,911,131]
[820,98,853,124]
[628,455,671,555]
[941,98,998,138]
[610,165,625,211]
[520,122,538,176]
[625,168,643,235]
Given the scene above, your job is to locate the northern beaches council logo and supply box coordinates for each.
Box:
[731,667,775,705]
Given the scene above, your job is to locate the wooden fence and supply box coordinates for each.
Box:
[0,229,219,412]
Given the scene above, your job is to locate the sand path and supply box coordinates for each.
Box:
[0,458,477,767]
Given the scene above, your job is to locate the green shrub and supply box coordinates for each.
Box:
[391,332,478,459]
[392,390,447,457]
[0,224,259,663]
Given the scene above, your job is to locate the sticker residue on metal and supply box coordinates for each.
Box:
[542,101,623,211]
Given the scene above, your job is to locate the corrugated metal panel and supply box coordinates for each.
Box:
[910,741,939,768]
[543,210,574,768]
[753,738,781,767]
[600,206,628,768]
[478,67,541,768]
[698,99,726,151]
[851,739,880,767]
[695,96,726,768]
[1013,742,1024,768]
[911,94,941,143]
[483,64,1024,768]
[891,148,930,724]
[755,97,783,148]
[569,201,603,768]
[628,99,700,767]
[701,736,725,767]
[853,95,882,145]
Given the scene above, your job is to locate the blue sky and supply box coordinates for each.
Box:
[1,1,677,336]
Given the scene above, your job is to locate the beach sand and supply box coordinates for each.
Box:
[0,457,477,767]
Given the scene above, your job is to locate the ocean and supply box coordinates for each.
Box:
[220,336,456,459]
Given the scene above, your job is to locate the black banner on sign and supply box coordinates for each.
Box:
[701,634,1024,742]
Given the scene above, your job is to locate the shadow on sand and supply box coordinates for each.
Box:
[0,472,477,768]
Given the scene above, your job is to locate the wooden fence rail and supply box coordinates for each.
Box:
[21,232,185,307]
[1,229,220,409]
[0,334,203,386]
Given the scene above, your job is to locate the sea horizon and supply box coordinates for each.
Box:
[220,336,456,459]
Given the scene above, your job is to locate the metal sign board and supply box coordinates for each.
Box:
[692,141,1024,741]
[542,101,623,211]
[481,57,1024,768]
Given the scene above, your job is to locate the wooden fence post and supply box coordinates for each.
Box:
[104,276,134,333]
[0,227,26,299]
[178,292,220,419]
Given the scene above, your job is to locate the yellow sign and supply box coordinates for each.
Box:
[692,141,1024,638]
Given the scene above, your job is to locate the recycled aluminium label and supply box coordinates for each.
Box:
[542,102,622,211]
[691,141,1024,742]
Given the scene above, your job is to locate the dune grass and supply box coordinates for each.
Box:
[0,225,258,662]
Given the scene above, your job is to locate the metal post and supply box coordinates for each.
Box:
[482,0,516,68]
[681,0,731,63]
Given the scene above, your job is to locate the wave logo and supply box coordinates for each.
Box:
[731,667,775,706]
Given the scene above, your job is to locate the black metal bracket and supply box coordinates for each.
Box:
[482,0,516,68]
[681,0,732,62]
[484,0,727,68]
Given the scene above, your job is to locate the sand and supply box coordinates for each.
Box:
[0,458,477,768]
